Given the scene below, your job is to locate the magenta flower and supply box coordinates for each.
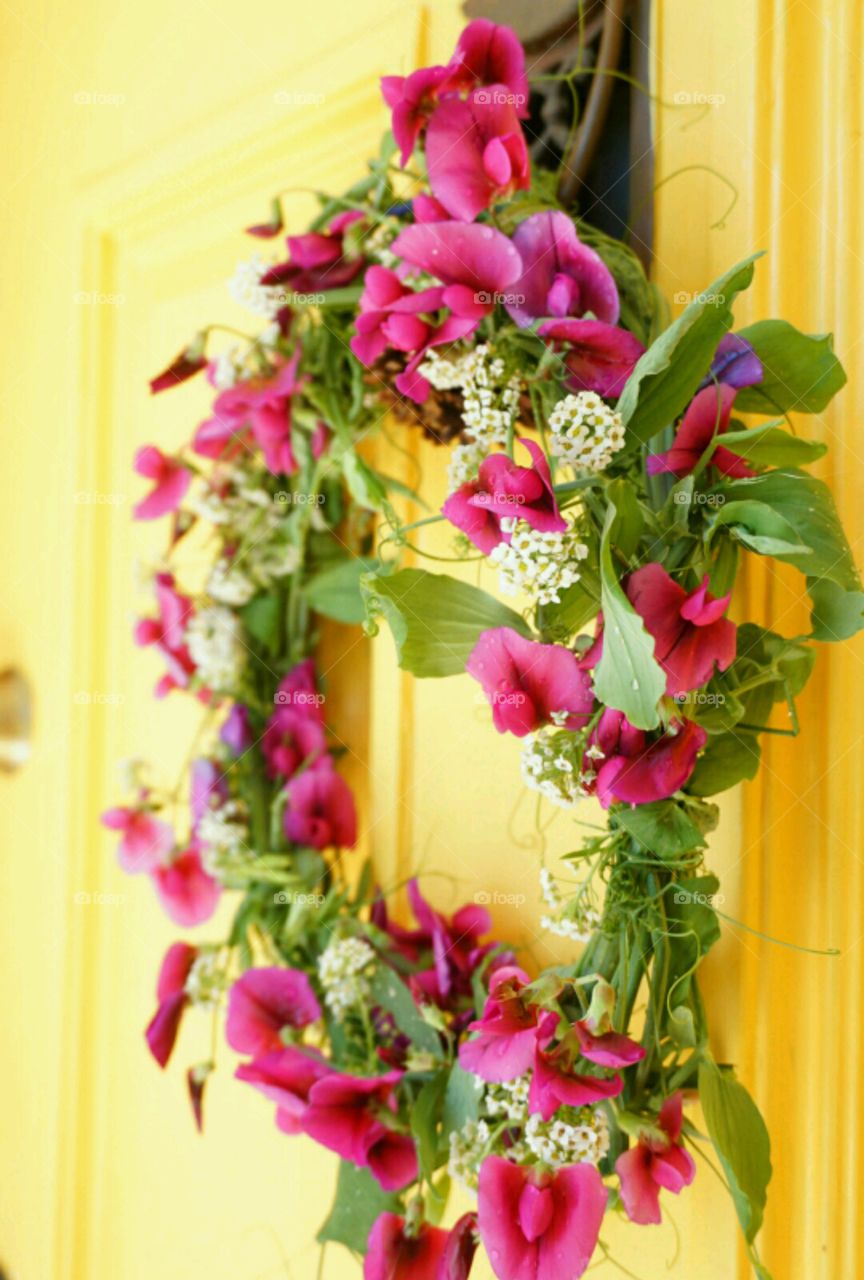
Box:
[572,1017,646,1069]
[505,212,620,328]
[151,843,220,926]
[646,383,755,479]
[446,19,529,115]
[144,942,197,1067]
[283,761,357,849]
[101,803,174,874]
[467,628,595,737]
[587,709,707,808]
[392,220,523,316]
[301,1071,418,1191]
[442,436,566,552]
[262,706,327,780]
[439,1213,479,1280]
[528,1013,624,1121]
[133,445,192,521]
[426,87,530,222]
[616,1092,696,1225]
[236,1045,332,1133]
[477,1157,607,1280]
[226,967,322,1056]
[275,658,325,720]
[364,1213,449,1280]
[149,345,207,394]
[190,758,227,830]
[260,210,365,293]
[626,564,736,696]
[538,318,645,398]
[134,573,197,698]
[405,878,495,1007]
[381,65,452,166]
[459,966,541,1081]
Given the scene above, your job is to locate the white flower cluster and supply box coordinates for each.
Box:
[447,440,487,493]
[490,521,589,606]
[520,1107,610,1168]
[184,950,225,1011]
[485,1074,531,1122]
[538,864,601,943]
[199,800,252,881]
[548,391,625,472]
[420,345,522,483]
[448,1118,491,1191]
[186,605,246,691]
[317,936,376,1019]
[207,559,257,606]
[228,255,285,319]
[521,728,593,808]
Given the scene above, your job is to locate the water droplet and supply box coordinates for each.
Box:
[631,678,640,691]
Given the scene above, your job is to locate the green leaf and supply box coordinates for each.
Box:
[341,449,387,510]
[606,478,645,557]
[734,319,847,414]
[710,499,812,558]
[663,874,721,1005]
[368,966,442,1055]
[619,254,760,445]
[715,422,827,468]
[808,577,864,641]
[442,1063,484,1139]
[614,800,706,859]
[717,469,861,590]
[304,558,377,624]
[577,221,658,346]
[686,731,761,795]
[593,507,665,729]
[411,1073,447,1190]
[240,593,281,649]
[698,1060,772,1242]
[317,1160,401,1252]
[362,568,531,678]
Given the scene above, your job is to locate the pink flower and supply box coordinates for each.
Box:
[505,212,620,328]
[151,844,220,926]
[528,1013,625,1121]
[235,1045,332,1133]
[442,437,565,552]
[364,1213,449,1280]
[572,1018,646,1069]
[262,706,327,780]
[446,19,529,115]
[587,710,706,808]
[466,628,595,737]
[301,1071,418,1190]
[646,383,755,479]
[259,210,365,292]
[275,658,325,721]
[283,761,357,849]
[459,966,541,1081]
[615,1093,696,1225]
[404,879,495,1007]
[220,704,252,755]
[150,345,207,394]
[144,942,197,1067]
[477,1157,607,1280]
[439,1213,479,1280]
[226,967,322,1055]
[426,88,530,222]
[538,318,645,398]
[101,803,174,874]
[190,758,227,830]
[381,65,452,166]
[132,445,192,520]
[626,564,736,696]
[134,572,197,698]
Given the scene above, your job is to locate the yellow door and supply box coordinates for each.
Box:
[1,3,861,1280]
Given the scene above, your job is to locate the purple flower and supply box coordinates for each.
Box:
[505,212,620,328]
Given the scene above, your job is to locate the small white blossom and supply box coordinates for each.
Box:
[521,728,592,808]
[448,1118,491,1191]
[548,392,625,472]
[208,560,257,606]
[186,606,246,691]
[523,1107,609,1167]
[446,440,487,493]
[184,951,225,1011]
[491,523,589,607]
[198,800,252,882]
[420,345,522,448]
[228,255,284,319]
[317,937,376,1019]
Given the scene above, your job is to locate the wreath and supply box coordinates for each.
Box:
[104,19,859,1280]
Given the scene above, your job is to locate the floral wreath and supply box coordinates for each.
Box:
[104,19,859,1280]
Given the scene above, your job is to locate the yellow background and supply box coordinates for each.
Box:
[0,2,861,1277]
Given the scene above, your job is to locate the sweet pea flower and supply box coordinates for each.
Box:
[381,65,452,166]
[459,966,541,1081]
[262,706,327,780]
[275,658,325,721]
[190,758,228,830]
[615,1092,696,1225]
[528,1013,625,1121]
[477,1156,607,1280]
[467,628,595,737]
[364,1213,449,1280]
[442,437,566,552]
[505,211,620,328]
[440,1213,479,1280]
[645,383,755,479]
[301,1070,418,1191]
[149,343,207,394]
[134,572,197,698]
[626,564,736,696]
[701,332,763,390]
[572,1016,647,1069]
[133,445,192,520]
[426,87,530,222]
[259,210,365,292]
[226,967,322,1055]
[235,1044,332,1133]
[151,843,220,926]
[145,942,197,1067]
[101,802,174,873]
[587,709,707,808]
[446,19,529,115]
[538,318,645,398]
[220,703,252,755]
[283,760,357,849]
